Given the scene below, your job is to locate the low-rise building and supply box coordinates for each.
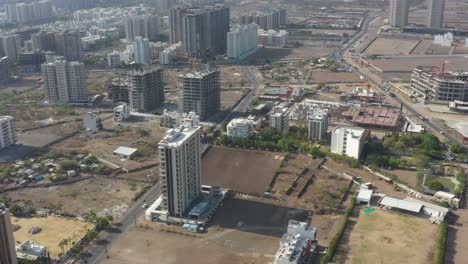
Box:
[258,29,288,48]
[227,116,257,138]
[114,103,131,122]
[113,146,138,159]
[0,116,16,150]
[269,106,289,133]
[159,42,183,65]
[307,109,329,141]
[331,126,369,159]
[83,112,103,132]
[160,110,200,129]
[449,100,468,112]
[16,241,46,261]
[274,220,317,264]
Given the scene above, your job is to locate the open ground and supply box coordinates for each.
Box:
[202,146,284,195]
[334,208,439,263]
[12,216,94,259]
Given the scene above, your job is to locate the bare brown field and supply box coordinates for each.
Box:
[369,57,468,72]
[12,216,94,259]
[334,209,439,264]
[364,38,420,55]
[202,146,284,195]
[308,71,362,83]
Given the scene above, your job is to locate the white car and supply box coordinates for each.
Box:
[142,203,148,208]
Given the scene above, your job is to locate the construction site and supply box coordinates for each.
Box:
[340,106,401,130]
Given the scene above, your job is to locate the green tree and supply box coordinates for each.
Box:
[428,180,444,191]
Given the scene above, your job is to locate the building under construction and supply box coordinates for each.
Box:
[341,106,401,130]
[411,66,468,102]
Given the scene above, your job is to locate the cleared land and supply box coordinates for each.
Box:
[334,209,439,263]
[369,57,468,72]
[364,38,420,55]
[12,216,94,258]
[308,71,362,84]
[202,146,284,195]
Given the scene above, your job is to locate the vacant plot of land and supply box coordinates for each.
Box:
[335,209,438,263]
[2,177,144,219]
[411,40,433,55]
[12,216,94,258]
[382,168,419,188]
[202,146,283,195]
[364,38,420,55]
[369,57,468,72]
[308,71,361,84]
[221,89,244,110]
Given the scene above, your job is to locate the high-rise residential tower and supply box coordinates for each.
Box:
[1,34,21,64]
[169,7,187,44]
[128,68,164,113]
[0,204,18,264]
[427,0,445,28]
[41,57,87,104]
[388,0,409,28]
[0,116,16,150]
[227,23,258,59]
[178,66,220,121]
[55,31,82,61]
[133,37,151,65]
[158,123,202,217]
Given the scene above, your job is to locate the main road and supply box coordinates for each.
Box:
[341,12,463,145]
[80,182,162,264]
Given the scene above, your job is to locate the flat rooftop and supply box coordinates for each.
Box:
[341,106,400,128]
[159,127,200,148]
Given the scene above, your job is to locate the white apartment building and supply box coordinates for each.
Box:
[114,103,131,122]
[307,109,329,141]
[411,66,468,102]
[159,125,202,217]
[258,29,288,48]
[227,24,258,59]
[227,117,257,138]
[107,51,131,67]
[160,42,183,65]
[388,0,409,28]
[150,42,168,61]
[0,116,16,150]
[133,37,151,65]
[274,220,317,264]
[331,126,369,159]
[41,57,87,104]
[83,112,103,132]
[269,106,289,133]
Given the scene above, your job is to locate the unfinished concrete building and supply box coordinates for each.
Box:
[178,67,220,121]
[128,68,164,113]
[107,77,129,103]
[411,66,468,102]
[341,106,401,130]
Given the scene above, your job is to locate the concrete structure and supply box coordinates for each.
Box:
[160,42,183,65]
[449,100,468,112]
[0,57,9,82]
[307,109,329,141]
[434,191,460,208]
[54,31,82,61]
[125,15,160,42]
[274,220,317,264]
[107,77,129,103]
[6,0,53,24]
[269,106,289,133]
[0,116,16,150]
[227,24,258,59]
[41,57,88,104]
[356,185,373,206]
[241,8,287,30]
[160,110,200,129]
[227,117,257,138]
[16,241,46,261]
[341,106,401,130]
[1,34,21,64]
[182,5,230,57]
[258,29,288,48]
[83,112,102,132]
[331,126,369,159]
[113,146,138,159]
[133,37,151,65]
[433,32,452,46]
[158,125,202,217]
[150,42,168,61]
[178,67,220,121]
[388,0,409,28]
[128,68,164,113]
[107,51,130,67]
[411,66,468,102]
[427,0,445,28]
[114,103,131,122]
[169,7,188,44]
[31,31,56,52]
[0,204,18,264]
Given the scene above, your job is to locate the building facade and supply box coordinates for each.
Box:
[257,29,288,47]
[227,24,258,59]
[269,106,289,133]
[307,109,329,141]
[41,58,87,104]
[128,68,164,113]
[427,0,445,28]
[240,8,287,30]
[178,67,220,121]
[411,66,468,102]
[227,117,256,138]
[331,126,369,159]
[1,34,21,64]
[83,112,102,132]
[159,125,202,217]
[0,57,9,82]
[107,77,129,103]
[54,31,82,61]
[125,15,160,42]
[133,37,151,65]
[31,31,56,52]
[0,204,18,264]
[0,116,16,150]
[169,7,187,44]
[388,0,409,28]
